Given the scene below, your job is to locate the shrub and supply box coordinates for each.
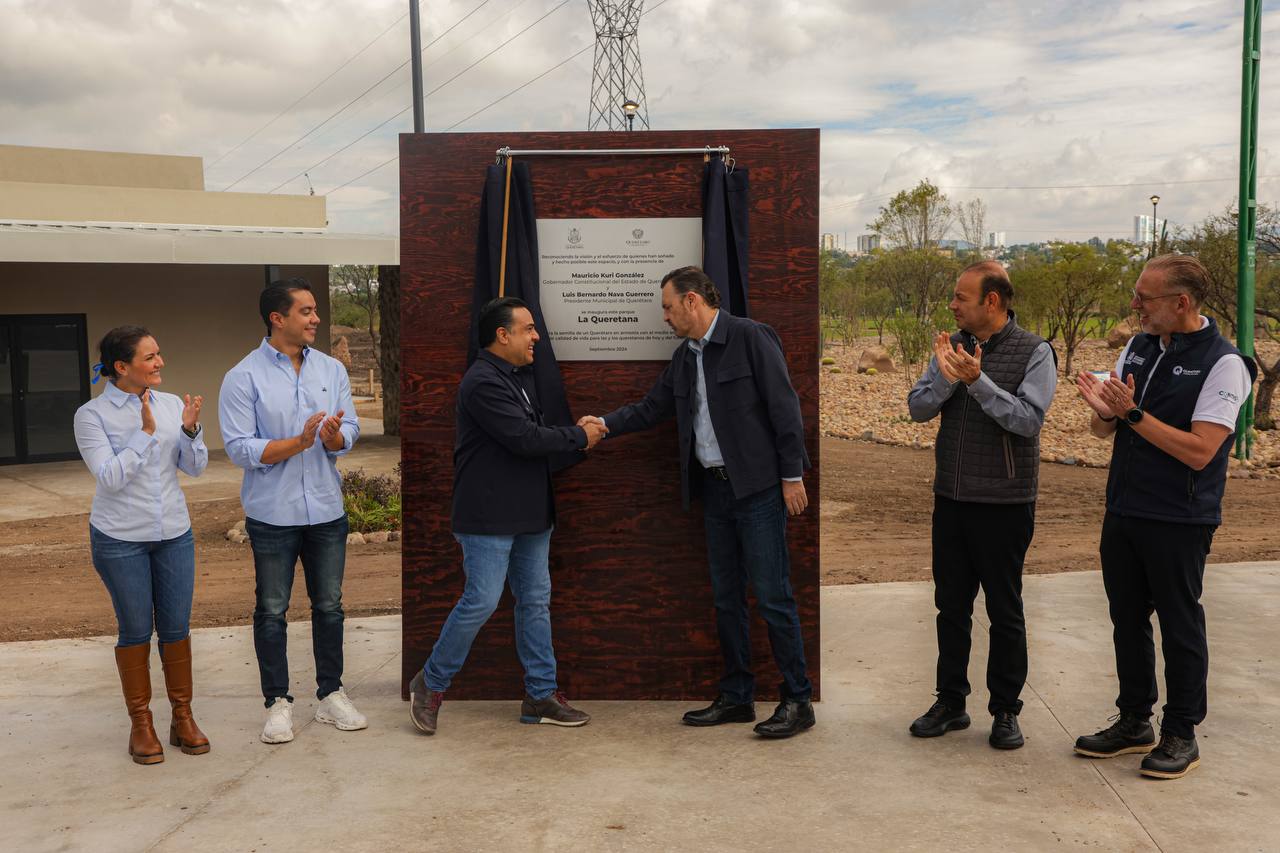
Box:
[342,468,401,533]
[866,367,878,376]
[821,356,836,365]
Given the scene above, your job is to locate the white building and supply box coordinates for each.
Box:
[856,234,880,254]
[1133,215,1167,245]
[986,232,1006,249]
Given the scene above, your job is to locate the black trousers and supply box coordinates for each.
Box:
[932,495,1036,715]
[1099,511,1214,739]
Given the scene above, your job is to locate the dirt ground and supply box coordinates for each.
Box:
[3,438,1279,642]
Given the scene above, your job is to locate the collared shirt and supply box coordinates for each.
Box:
[908,340,1058,438]
[686,310,726,468]
[73,381,207,542]
[218,338,359,527]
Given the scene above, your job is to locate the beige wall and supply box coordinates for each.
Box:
[0,180,327,228]
[0,144,204,190]
[0,263,330,451]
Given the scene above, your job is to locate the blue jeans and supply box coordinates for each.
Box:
[424,528,558,700]
[246,515,348,705]
[89,525,195,648]
[702,477,812,703]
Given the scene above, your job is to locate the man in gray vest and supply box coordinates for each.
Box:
[1073,254,1254,780]
[906,260,1058,750]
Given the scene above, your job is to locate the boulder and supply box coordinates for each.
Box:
[347,532,365,546]
[857,345,897,374]
[234,519,246,534]
[365,530,390,544]
[388,530,401,542]
[1107,319,1137,349]
[332,335,353,370]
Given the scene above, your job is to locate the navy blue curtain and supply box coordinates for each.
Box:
[702,157,750,317]
[473,161,580,471]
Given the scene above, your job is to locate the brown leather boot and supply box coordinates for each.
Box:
[159,636,210,755]
[114,643,164,765]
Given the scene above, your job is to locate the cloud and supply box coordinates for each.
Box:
[1,0,1276,240]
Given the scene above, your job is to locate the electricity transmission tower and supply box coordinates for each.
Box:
[587,1,650,130]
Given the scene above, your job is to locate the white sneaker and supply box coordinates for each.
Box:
[261,697,294,744]
[315,687,368,731]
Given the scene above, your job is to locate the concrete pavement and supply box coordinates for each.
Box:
[0,421,398,523]
[3,563,1277,852]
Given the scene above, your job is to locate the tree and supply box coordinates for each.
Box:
[956,198,988,257]
[1011,243,1133,378]
[869,179,954,250]
[331,264,379,348]
[865,247,958,321]
[1173,205,1280,429]
[376,265,400,436]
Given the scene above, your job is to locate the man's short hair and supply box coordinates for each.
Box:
[662,266,721,309]
[260,278,313,334]
[1145,254,1209,306]
[962,260,1013,309]
[478,296,530,347]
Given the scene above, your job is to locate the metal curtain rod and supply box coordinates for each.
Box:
[495,146,730,161]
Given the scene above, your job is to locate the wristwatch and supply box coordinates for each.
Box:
[1124,407,1144,426]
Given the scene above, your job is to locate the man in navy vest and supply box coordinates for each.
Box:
[907,261,1058,751]
[1074,254,1255,780]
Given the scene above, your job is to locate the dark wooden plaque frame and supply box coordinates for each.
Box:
[400,129,820,699]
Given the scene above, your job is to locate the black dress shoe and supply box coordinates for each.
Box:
[752,699,815,739]
[682,695,755,726]
[989,710,1024,750]
[909,700,970,738]
[1140,732,1200,779]
[1074,712,1156,758]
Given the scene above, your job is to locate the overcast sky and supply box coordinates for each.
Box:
[3,0,1278,243]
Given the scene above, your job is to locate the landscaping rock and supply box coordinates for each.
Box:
[347,533,365,546]
[388,530,401,542]
[234,519,246,534]
[857,345,897,374]
[332,336,353,370]
[1106,319,1137,349]
[365,530,390,544]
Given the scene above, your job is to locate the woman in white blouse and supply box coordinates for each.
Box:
[73,326,210,765]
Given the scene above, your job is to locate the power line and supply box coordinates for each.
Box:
[941,176,1280,191]
[220,0,496,192]
[326,0,676,195]
[281,0,575,195]
[207,11,407,171]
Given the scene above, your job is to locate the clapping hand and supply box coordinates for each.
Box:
[932,332,959,383]
[319,409,346,450]
[181,394,203,432]
[1075,371,1135,420]
[943,341,983,385]
[577,415,608,450]
[139,389,157,435]
[298,412,325,450]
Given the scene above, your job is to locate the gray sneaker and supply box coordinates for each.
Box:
[409,670,444,735]
[520,691,590,727]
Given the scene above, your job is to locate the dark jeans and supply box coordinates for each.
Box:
[702,475,812,704]
[1099,511,1213,739]
[246,514,348,706]
[931,495,1035,715]
[89,525,195,648]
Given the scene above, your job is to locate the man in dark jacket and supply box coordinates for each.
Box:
[906,260,1058,751]
[408,297,606,735]
[1073,254,1254,780]
[581,266,815,739]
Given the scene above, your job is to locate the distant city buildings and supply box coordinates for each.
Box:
[856,234,880,254]
[986,231,1006,249]
[1133,215,1167,245]
[821,233,837,251]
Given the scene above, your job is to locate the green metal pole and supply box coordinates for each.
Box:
[1236,0,1260,460]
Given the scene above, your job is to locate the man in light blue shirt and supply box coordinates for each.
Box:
[219,278,365,745]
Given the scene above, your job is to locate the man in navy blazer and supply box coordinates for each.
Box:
[583,266,815,738]
[409,297,607,736]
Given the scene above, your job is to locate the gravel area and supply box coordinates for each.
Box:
[820,336,1280,479]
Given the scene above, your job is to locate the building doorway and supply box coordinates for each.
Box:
[0,314,89,465]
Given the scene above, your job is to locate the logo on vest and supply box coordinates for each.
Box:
[1126,352,1146,366]
[1172,365,1202,377]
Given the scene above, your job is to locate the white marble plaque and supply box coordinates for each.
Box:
[535,217,702,360]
